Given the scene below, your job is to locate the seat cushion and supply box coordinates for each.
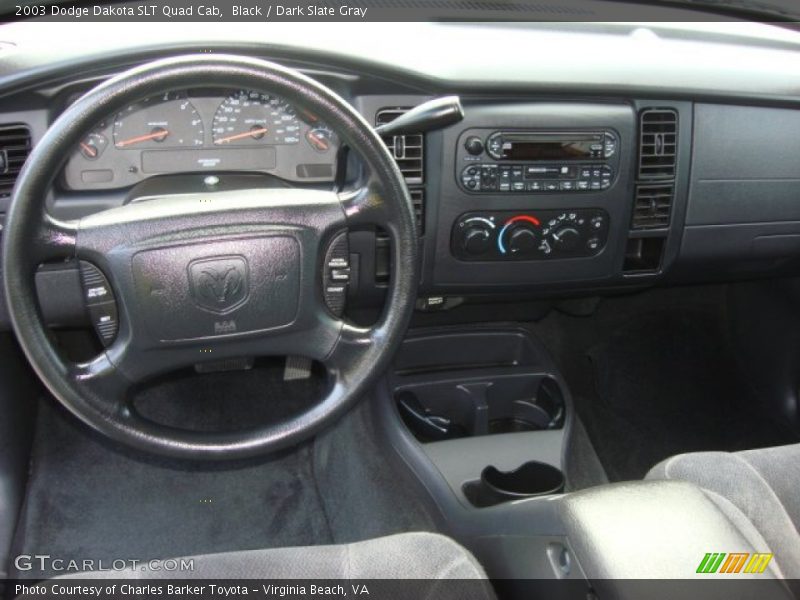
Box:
[54,532,494,598]
[646,444,800,581]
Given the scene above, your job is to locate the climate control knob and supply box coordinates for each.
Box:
[461,225,493,256]
[550,226,581,252]
[498,215,541,255]
[508,226,538,254]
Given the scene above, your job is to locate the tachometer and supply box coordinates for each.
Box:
[212,91,301,146]
[113,92,204,149]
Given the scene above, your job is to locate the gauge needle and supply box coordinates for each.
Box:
[214,128,268,145]
[116,129,170,148]
[79,142,97,157]
[307,132,329,151]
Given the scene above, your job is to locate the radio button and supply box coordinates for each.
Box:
[486,134,504,159]
[560,181,575,191]
[545,182,559,191]
[480,166,498,191]
[465,136,484,156]
[577,180,590,191]
[603,134,617,158]
[559,166,577,178]
[512,182,525,192]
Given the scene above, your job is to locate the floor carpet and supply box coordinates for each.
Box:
[533,286,798,481]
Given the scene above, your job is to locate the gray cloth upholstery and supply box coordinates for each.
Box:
[56,532,494,597]
[646,444,800,583]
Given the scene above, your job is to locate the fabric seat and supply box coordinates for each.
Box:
[55,532,495,599]
[647,443,800,585]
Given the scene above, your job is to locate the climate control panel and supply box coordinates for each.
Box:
[451,209,609,261]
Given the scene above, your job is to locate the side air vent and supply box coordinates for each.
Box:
[376,108,424,184]
[632,183,673,229]
[638,109,677,179]
[0,124,32,198]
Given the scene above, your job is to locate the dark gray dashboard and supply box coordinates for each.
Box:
[1,22,800,327]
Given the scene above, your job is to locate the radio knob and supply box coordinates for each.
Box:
[508,226,538,254]
[551,226,581,252]
[464,136,484,156]
[462,225,493,255]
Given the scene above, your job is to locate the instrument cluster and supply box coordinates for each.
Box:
[62,89,340,190]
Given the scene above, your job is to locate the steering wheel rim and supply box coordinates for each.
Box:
[2,54,418,460]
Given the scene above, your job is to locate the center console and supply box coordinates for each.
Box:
[376,326,791,599]
[426,102,637,290]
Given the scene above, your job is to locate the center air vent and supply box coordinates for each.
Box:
[632,183,673,229]
[376,108,424,184]
[0,124,32,198]
[638,109,677,179]
[625,108,679,272]
[631,108,678,231]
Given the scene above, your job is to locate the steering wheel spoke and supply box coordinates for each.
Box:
[68,353,134,419]
[31,215,78,263]
[338,172,393,230]
[323,322,375,374]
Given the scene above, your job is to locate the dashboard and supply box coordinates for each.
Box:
[62,89,340,190]
[2,21,800,330]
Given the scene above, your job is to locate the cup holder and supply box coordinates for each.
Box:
[487,396,556,434]
[463,461,565,508]
[395,374,565,443]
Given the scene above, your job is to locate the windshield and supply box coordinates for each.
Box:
[4,0,800,23]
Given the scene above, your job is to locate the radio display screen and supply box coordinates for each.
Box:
[496,133,603,161]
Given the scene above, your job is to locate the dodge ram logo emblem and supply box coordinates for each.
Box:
[188,256,249,314]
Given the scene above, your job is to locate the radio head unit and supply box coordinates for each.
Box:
[457,128,620,194]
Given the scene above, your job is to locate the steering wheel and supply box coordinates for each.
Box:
[2,55,418,459]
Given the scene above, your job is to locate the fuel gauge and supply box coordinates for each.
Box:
[79,132,108,160]
[306,126,335,153]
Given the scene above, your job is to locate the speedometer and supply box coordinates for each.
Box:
[212,91,301,146]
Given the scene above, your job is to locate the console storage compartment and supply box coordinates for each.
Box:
[389,326,571,508]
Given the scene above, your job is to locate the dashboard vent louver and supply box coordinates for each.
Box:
[376,108,424,184]
[0,124,32,198]
[632,183,673,229]
[638,109,677,179]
